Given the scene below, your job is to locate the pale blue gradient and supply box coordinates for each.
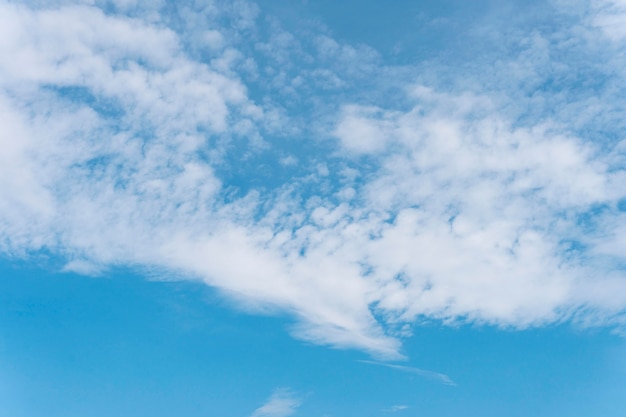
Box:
[1,260,625,416]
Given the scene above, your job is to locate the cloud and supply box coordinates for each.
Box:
[331,88,622,327]
[1,0,626,360]
[0,0,402,359]
[591,0,626,41]
[250,388,302,417]
[384,405,409,413]
[359,360,456,386]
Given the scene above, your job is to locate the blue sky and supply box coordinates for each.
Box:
[1,0,626,415]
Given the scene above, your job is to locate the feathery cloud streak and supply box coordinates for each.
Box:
[250,388,301,417]
[359,360,455,386]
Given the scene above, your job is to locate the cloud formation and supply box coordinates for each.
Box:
[1,0,626,359]
[250,388,301,417]
[384,405,408,413]
[359,360,455,386]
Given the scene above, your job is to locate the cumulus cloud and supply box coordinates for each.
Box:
[332,87,623,327]
[1,0,626,360]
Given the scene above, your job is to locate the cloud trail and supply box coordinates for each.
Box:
[250,388,301,417]
[358,360,456,386]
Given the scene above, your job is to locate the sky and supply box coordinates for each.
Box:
[1,0,626,415]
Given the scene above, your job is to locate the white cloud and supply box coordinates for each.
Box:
[250,388,301,417]
[333,105,396,154]
[359,360,455,386]
[0,0,403,359]
[0,0,626,361]
[332,88,624,326]
[592,0,626,40]
[384,405,408,413]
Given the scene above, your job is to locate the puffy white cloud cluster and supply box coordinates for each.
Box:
[333,87,625,326]
[0,0,254,257]
[1,0,626,358]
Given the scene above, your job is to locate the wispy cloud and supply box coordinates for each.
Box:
[359,360,456,386]
[250,388,302,417]
[383,405,409,413]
